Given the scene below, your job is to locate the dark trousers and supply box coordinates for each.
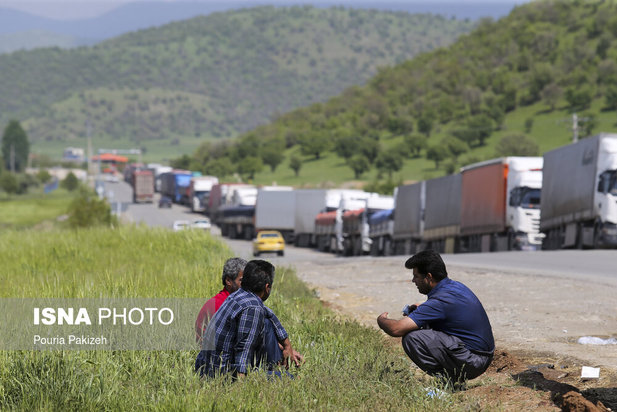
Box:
[195,318,283,376]
[402,329,493,383]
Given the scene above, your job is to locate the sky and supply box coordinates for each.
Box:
[1,0,533,20]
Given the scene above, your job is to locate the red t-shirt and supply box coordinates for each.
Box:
[195,289,230,342]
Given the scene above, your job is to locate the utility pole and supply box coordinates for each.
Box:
[572,113,578,143]
[86,119,93,178]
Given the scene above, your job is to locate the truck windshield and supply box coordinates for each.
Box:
[510,187,541,209]
[598,170,617,195]
[609,171,617,196]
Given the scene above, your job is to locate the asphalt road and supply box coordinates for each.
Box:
[108,180,617,286]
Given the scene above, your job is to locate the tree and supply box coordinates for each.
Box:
[468,114,494,146]
[403,134,427,157]
[261,141,285,172]
[604,86,617,110]
[61,172,79,191]
[442,137,468,160]
[358,136,380,164]
[289,155,302,177]
[170,154,191,170]
[495,134,539,157]
[417,115,433,137]
[333,134,357,161]
[0,172,18,194]
[541,83,563,111]
[299,132,330,160]
[1,120,30,172]
[206,157,234,178]
[426,146,449,169]
[565,87,592,112]
[37,169,52,184]
[375,146,404,179]
[347,154,370,179]
[238,156,263,180]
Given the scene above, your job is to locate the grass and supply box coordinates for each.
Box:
[0,226,464,410]
[0,188,75,229]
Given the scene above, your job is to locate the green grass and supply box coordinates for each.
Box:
[0,226,463,410]
[0,188,75,229]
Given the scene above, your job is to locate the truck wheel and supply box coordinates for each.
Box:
[592,223,601,249]
[277,251,284,256]
[507,229,515,251]
[383,238,392,256]
[229,225,237,239]
[253,251,259,257]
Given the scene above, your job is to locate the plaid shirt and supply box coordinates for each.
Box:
[199,288,288,376]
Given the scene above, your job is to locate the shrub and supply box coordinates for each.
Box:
[67,187,116,228]
[61,172,79,192]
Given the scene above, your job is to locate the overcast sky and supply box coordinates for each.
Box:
[1,0,533,20]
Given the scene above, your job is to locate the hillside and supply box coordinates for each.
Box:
[0,6,475,161]
[186,0,617,187]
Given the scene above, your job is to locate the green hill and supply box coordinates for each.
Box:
[0,6,475,161]
[186,0,617,188]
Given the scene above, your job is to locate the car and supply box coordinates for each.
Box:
[172,220,190,231]
[252,230,285,257]
[192,218,211,232]
[104,173,119,183]
[158,196,172,208]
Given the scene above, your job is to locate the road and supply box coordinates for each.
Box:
[111,180,617,370]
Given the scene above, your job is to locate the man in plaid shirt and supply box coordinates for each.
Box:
[195,259,303,378]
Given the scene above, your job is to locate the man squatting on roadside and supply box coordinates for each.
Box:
[195,259,303,378]
[377,249,494,383]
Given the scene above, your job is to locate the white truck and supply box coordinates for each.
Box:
[459,157,543,252]
[254,186,295,242]
[541,133,617,249]
[295,189,365,248]
[189,176,219,213]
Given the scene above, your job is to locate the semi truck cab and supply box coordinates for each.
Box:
[505,157,543,250]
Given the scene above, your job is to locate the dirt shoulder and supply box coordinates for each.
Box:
[291,256,617,410]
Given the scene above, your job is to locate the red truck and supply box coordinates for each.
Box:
[132,170,154,203]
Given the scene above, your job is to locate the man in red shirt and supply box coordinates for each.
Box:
[195,257,247,343]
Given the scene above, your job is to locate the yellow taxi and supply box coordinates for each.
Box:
[253,230,285,257]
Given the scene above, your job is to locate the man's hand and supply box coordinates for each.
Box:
[280,338,304,368]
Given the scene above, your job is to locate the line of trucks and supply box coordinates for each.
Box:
[129,133,617,253]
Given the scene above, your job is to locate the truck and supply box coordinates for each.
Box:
[148,164,172,192]
[459,157,543,252]
[254,187,295,242]
[160,171,192,204]
[217,186,258,239]
[188,176,219,213]
[313,191,388,255]
[132,169,154,203]
[541,133,617,249]
[423,173,462,254]
[368,208,394,256]
[207,183,252,222]
[391,181,425,256]
[341,196,394,256]
[293,189,352,248]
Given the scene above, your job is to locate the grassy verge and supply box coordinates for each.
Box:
[0,188,75,230]
[0,226,461,410]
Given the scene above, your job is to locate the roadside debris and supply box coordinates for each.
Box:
[578,336,617,345]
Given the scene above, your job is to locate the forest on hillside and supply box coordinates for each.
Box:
[0,6,475,151]
[175,0,617,187]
